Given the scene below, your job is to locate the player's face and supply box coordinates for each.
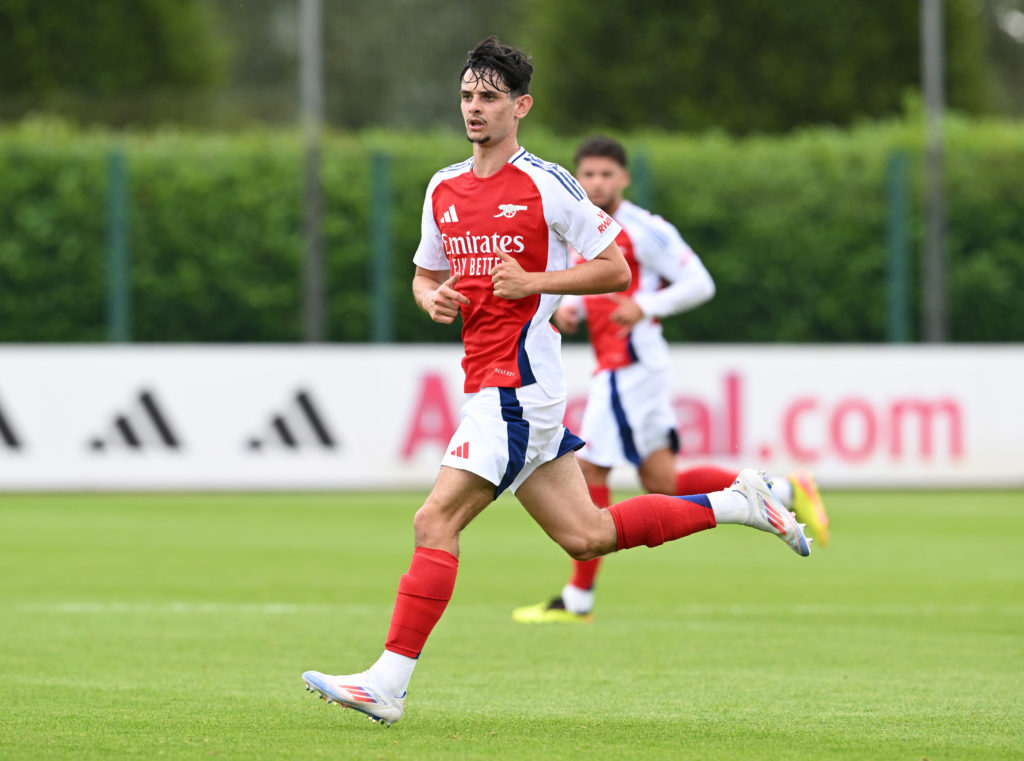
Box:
[576,156,629,213]
[460,69,531,146]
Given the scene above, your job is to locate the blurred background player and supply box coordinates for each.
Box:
[301,38,810,727]
[513,135,830,624]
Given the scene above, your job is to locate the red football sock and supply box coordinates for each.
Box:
[588,483,611,508]
[675,465,739,496]
[568,483,611,589]
[384,546,458,659]
[607,494,716,550]
[569,557,602,590]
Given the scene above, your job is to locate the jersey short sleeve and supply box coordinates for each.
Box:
[557,199,619,263]
[514,154,621,263]
[413,173,451,271]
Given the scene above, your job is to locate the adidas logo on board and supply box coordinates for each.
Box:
[89,389,181,452]
[247,389,338,451]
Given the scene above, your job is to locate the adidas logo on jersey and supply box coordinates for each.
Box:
[494,203,528,218]
[449,442,469,459]
[440,204,459,224]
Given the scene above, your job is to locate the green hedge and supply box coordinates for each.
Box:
[1,118,1022,343]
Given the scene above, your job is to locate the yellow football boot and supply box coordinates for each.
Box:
[512,598,593,624]
[788,470,830,548]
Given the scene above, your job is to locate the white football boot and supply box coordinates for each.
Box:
[732,468,811,557]
[302,669,405,727]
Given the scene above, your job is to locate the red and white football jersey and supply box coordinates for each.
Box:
[413,148,621,394]
[579,200,714,372]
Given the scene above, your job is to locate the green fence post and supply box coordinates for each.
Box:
[630,149,654,210]
[885,149,910,343]
[370,152,394,342]
[106,148,131,342]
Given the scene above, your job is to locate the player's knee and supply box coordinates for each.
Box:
[556,507,617,560]
[560,531,606,562]
[566,542,603,562]
[412,501,448,546]
[639,471,674,495]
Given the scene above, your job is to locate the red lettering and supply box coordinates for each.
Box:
[783,397,820,462]
[781,394,964,463]
[400,372,457,459]
[888,399,963,459]
[830,398,876,461]
[724,372,742,455]
[674,398,712,456]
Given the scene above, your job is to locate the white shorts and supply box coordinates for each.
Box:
[441,384,585,497]
[577,363,678,468]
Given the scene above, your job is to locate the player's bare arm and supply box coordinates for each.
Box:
[490,242,630,300]
[413,266,470,324]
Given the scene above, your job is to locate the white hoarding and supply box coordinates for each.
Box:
[0,345,1021,490]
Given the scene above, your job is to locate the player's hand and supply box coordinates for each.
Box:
[424,273,470,324]
[552,304,581,334]
[609,295,643,336]
[490,251,534,300]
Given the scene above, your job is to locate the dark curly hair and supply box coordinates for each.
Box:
[574,135,628,168]
[460,35,533,97]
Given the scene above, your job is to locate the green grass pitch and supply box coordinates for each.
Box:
[1,489,1022,760]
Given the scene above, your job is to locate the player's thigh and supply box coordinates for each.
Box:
[417,465,495,538]
[637,446,677,494]
[514,453,616,557]
[578,456,612,487]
